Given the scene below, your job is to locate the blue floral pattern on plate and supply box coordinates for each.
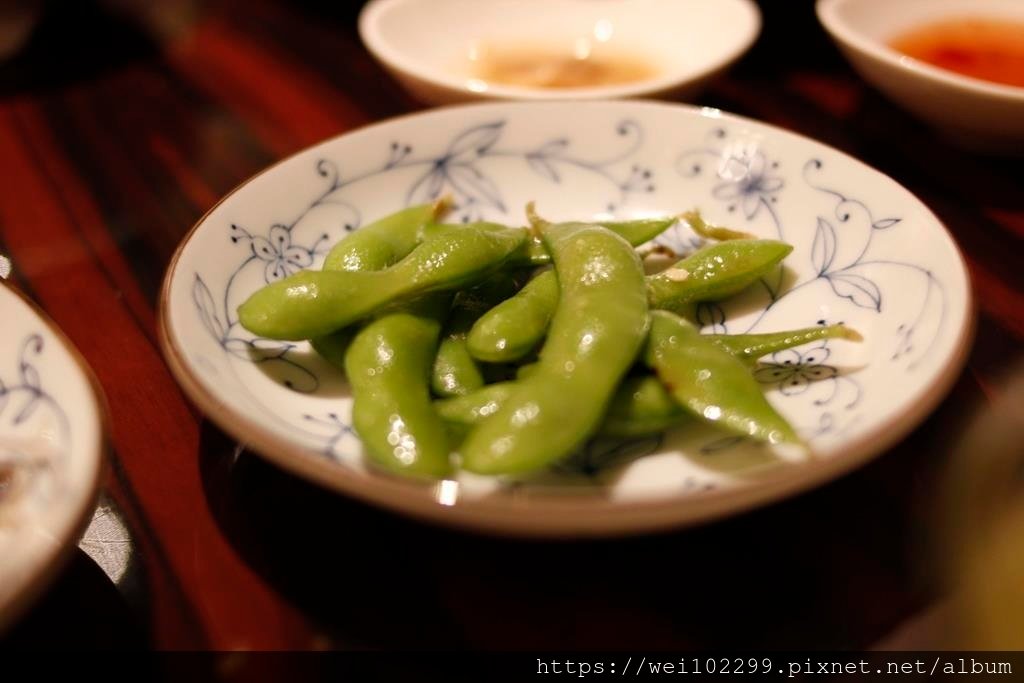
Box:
[0,333,71,509]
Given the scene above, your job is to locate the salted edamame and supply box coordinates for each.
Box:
[467,239,793,363]
[460,223,649,475]
[312,201,451,367]
[440,324,861,438]
[238,201,863,481]
[239,224,527,340]
[344,295,453,477]
[431,274,522,396]
[645,311,799,445]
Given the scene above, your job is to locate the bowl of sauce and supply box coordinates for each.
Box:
[889,18,1024,90]
[818,0,1024,152]
[359,0,761,104]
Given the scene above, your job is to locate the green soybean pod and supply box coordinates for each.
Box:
[419,220,518,243]
[461,223,649,475]
[514,362,539,380]
[321,199,449,272]
[526,204,751,251]
[310,328,356,370]
[646,239,793,312]
[313,200,450,369]
[466,269,558,363]
[599,216,680,246]
[344,296,452,478]
[645,310,799,445]
[425,215,676,268]
[707,324,862,363]
[431,275,522,397]
[599,375,688,438]
[434,382,516,432]
[443,324,861,439]
[432,336,486,397]
[238,224,527,340]
[437,376,685,439]
[467,239,793,362]
[512,216,678,267]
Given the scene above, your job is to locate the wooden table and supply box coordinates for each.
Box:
[1,0,1021,652]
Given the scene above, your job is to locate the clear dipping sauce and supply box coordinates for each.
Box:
[466,42,659,90]
[889,18,1024,88]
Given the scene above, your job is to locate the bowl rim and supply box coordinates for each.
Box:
[0,282,108,632]
[817,0,1024,102]
[158,100,975,537]
[357,0,762,101]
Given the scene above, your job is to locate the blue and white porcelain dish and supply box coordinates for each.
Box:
[0,284,105,630]
[159,101,972,536]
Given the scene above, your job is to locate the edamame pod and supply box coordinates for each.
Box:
[645,311,799,445]
[708,324,862,363]
[618,324,860,434]
[467,239,792,362]
[646,240,793,311]
[435,382,515,431]
[344,296,452,477]
[444,323,863,438]
[310,328,356,370]
[321,199,449,272]
[432,336,486,397]
[511,216,678,267]
[238,225,527,340]
[599,216,681,247]
[515,362,538,380]
[461,224,649,474]
[437,375,686,439]
[313,200,451,369]
[465,269,559,363]
[431,275,522,396]
[600,375,687,438]
[426,216,677,268]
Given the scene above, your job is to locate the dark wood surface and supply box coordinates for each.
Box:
[1,0,1021,652]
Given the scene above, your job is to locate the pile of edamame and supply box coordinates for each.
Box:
[239,199,861,479]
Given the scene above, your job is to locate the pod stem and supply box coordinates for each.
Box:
[833,324,864,342]
[524,201,550,238]
[682,210,754,241]
[432,194,455,221]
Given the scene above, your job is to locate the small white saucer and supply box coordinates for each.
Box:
[818,0,1024,152]
[359,0,761,105]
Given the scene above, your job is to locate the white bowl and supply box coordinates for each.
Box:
[160,101,972,537]
[359,0,761,105]
[818,0,1024,153]
[0,284,106,631]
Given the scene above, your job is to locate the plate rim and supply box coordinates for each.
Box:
[157,99,975,537]
[0,282,109,631]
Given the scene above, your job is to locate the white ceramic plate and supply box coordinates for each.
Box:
[0,284,105,630]
[159,101,972,536]
[359,0,761,104]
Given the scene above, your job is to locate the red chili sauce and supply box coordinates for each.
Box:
[889,18,1024,88]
